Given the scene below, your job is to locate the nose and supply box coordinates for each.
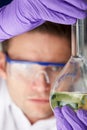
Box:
[32,70,50,92]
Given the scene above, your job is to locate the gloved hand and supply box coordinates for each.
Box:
[0,0,87,41]
[53,106,87,130]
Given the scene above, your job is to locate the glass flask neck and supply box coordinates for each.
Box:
[71,19,85,57]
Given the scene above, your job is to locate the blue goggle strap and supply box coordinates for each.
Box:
[6,54,66,67]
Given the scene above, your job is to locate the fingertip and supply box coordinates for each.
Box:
[53,106,63,118]
[77,109,87,117]
[53,106,61,114]
[61,17,77,25]
[62,105,75,116]
[77,109,87,126]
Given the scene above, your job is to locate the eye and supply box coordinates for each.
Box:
[51,66,63,71]
[46,66,63,72]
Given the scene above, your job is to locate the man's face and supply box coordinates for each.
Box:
[1,31,71,123]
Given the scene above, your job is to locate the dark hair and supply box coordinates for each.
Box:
[0,0,13,7]
[2,21,71,52]
[33,22,71,37]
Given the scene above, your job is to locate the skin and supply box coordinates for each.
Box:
[0,31,71,124]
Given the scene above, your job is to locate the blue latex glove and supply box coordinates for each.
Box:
[53,106,87,130]
[0,0,87,42]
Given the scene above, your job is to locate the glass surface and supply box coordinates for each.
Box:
[50,18,87,111]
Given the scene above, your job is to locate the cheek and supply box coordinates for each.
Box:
[6,76,33,107]
[6,73,37,97]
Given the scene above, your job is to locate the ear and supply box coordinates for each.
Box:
[0,52,7,79]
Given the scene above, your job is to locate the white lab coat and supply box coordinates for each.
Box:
[0,78,57,130]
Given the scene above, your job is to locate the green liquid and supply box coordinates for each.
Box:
[51,92,87,110]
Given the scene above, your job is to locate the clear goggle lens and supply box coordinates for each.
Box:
[6,54,65,84]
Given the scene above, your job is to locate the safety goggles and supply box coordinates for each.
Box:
[6,53,66,84]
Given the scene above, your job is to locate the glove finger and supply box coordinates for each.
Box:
[62,106,87,130]
[22,0,76,25]
[40,9,76,24]
[53,107,72,130]
[64,0,87,10]
[77,109,87,126]
[39,0,87,19]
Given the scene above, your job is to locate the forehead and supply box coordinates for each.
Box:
[7,31,71,63]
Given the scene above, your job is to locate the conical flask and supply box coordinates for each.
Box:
[50,18,87,111]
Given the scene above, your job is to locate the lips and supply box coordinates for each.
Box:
[28,98,49,103]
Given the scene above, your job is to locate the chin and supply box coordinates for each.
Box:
[30,109,53,119]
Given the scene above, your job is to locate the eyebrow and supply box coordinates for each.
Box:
[5,53,66,67]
